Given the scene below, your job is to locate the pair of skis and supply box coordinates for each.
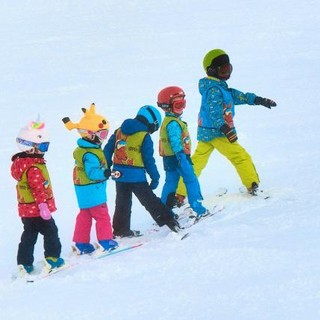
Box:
[13,242,144,283]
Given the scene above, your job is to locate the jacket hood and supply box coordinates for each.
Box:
[120,118,148,135]
[199,76,228,96]
[11,153,46,181]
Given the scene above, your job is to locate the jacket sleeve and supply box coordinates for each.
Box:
[141,134,160,182]
[230,88,256,105]
[103,132,116,169]
[167,120,184,154]
[83,152,106,181]
[26,167,49,204]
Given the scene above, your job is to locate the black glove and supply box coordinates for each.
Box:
[254,96,277,109]
[104,169,111,179]
[149,180,159,190]
[220,124,238,143]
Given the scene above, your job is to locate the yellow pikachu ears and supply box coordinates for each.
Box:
[62,103,109,133]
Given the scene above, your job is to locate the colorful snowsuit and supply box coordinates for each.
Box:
[11,152,61,266]
[176,76,260,196]
[103,118,175,236]
[72,138,113,243]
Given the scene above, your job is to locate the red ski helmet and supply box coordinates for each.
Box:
[157,86,186,115]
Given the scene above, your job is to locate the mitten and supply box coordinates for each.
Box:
[254,96,277,109]
[176,152,190,171]
[220,124,238,143]
[104,169,111,179]
[39,203,51,220]
[149,179,159,190]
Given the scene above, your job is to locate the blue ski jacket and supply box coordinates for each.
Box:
[197,77,257,142]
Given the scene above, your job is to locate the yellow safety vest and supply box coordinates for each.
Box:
[73,147,108,185]
[113,129,147,167]
[17,163,53,204]
[159,116,191,156]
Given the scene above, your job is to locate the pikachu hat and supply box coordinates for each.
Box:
[62,103,109,141]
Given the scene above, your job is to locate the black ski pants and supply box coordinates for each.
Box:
[113,181,173,235]
[17,217,62,266]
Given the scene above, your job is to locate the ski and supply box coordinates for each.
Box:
[13,243,144,283]
[193,204,224,224]
[180,204,225,229]
[12,261,72,283]
[175,187,228,211]
[214,187,228,197]
[34,262,72,282]
[93,243,144,259]
[178,202,223,222]
[239,186,271,200]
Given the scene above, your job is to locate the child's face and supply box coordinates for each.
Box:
[217,63,233,80]
[79,129,109,144]
[26,147,45,155]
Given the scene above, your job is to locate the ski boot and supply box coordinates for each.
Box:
[166,192,179,209]
[248,182,259,196]
[113,230,142,238]
[175,194,186,208]
[17,264,34,277]
[44,257,65,271]
[74,242,95,255]
[97,239,119,252]
[191,200,209,219]
[166,217,181,233]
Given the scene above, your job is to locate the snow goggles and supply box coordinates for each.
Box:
[172,98,186,115]
[94,129,109,140]
[158,95,186,115]
[217,63,233,79]
[16,138,50,152]
[78,129,109,140]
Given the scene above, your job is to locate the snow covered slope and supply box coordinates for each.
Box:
[0,1,319,319]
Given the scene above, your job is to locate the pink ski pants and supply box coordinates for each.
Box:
[73,203,113,243]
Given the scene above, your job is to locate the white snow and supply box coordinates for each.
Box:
[0,0,319,319]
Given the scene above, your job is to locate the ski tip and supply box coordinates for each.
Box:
[180,232,190,240]
[216,187,228,197]
[130,242,144,248]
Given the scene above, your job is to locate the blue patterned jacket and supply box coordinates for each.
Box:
[197,77,257,142]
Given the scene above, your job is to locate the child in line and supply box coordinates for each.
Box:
[63,103,118,254]
[103,105,180,238]
[11,121,64,276]
[175,49,277,203]
[157,86,208,217]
